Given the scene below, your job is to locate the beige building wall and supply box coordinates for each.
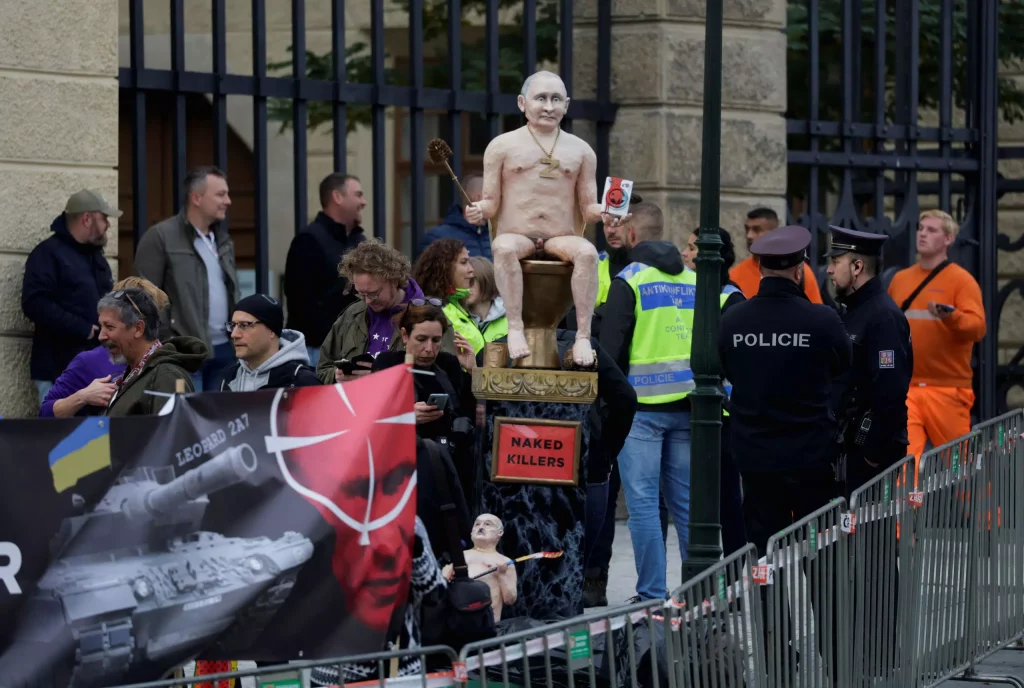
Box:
[0,0,120,418]
[573,0,788,257]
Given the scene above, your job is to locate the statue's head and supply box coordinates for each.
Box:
[471,513,504,548]
[518,70,569,131]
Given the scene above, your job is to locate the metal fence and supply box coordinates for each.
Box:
[120,0,616,292]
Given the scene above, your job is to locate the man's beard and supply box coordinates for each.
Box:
[106,347,127,366]
[606,245,630,266]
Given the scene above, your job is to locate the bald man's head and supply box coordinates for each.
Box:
[518,70,569,129]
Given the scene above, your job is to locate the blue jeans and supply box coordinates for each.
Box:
[306,346,321,367]
[618,410,692,600]
[191,341,236,392]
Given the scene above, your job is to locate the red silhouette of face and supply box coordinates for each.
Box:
[607,188,625,208]
[275,367,417,632]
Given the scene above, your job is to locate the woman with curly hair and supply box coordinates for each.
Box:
[412,238,490,354]
[317,238,458,383]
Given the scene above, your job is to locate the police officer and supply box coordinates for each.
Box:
[718,225,852,556]
[825,225,913,494]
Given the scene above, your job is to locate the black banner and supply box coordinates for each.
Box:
[0,366,418,687]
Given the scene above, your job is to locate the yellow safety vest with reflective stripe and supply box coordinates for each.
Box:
[620,262,697,404]
[443,297,486,354]
[480,314,509,344]
[720,283,742,417]
[596,252,611,306]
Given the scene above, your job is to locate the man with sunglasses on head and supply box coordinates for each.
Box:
[98,287,208,416]
[219,294,320,391]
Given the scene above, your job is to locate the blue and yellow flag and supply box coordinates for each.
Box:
[48,419,111,493]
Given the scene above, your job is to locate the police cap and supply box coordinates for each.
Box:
[750,225,811,270]
[824,225,887,258]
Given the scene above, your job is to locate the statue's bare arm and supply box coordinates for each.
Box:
[475,139,506,220]
[499,567,518,605]
[577,146,604,227]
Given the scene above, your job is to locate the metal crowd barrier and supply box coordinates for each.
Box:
[109,646,461,688]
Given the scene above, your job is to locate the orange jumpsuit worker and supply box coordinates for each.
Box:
[887,209,986,462]
[730,208,824,303]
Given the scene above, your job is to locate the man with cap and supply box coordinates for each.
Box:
[218,293,321,392]
[825,226,912,493]
[718,224,852,555]
[22,190,120,406]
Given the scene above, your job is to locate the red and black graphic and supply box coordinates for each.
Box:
[605,178,626,209]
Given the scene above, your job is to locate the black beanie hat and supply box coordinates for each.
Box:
[234,293,284,336]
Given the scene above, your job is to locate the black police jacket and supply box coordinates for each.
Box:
[718,277,853,473]
[832,276,913,465]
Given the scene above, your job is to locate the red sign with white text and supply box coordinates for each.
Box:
[492,420,579,486]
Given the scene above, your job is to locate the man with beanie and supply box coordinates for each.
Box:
[219,294,320,391]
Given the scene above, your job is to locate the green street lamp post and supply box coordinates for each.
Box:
[682,0,725,582]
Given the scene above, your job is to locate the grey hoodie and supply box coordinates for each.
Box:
[227,329,311,392]
[470,295,507,329]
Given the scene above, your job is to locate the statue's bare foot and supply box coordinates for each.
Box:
[507,329,531,360]
[572,337,595,368]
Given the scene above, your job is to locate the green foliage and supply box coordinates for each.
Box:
[267,0,560,134]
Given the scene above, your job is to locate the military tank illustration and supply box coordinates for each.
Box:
[7,444,315,688]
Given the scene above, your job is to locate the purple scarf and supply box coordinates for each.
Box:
[40,346,124,418]
[366,278,425,358]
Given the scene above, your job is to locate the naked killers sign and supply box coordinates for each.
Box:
[491,417,582,486]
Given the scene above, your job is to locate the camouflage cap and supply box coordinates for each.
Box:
[64,189,122,218]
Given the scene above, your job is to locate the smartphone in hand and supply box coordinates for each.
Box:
[426,393,450,409]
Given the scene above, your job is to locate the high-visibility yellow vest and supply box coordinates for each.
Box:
[596,252,611,306]
[480,313,509,344]
[719,283,742,417]
[619,262,697,404]
[443,291,485,354]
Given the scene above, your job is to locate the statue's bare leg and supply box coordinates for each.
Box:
[544,236,599,367]
[491,233,538,360]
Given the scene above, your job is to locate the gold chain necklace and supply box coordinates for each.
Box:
[527,125,561,178]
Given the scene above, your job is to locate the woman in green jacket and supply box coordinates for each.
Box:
[412,238,489,353]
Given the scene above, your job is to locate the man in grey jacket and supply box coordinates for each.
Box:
[219,293,320,391]
[135,166,240,391]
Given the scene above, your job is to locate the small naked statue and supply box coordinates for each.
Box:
[464,70,631,368]
[442,514,517,623]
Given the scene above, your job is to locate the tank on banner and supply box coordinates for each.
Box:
[12,445,314,687]
[0,365,418,688]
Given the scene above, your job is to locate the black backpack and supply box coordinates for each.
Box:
[419,439,497,650]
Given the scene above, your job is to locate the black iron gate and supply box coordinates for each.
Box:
[785,0,1018,417]
[119,0,615,292]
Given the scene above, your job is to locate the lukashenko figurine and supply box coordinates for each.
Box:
[442,514,517,622]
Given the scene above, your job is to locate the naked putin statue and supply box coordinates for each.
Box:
[464,70,630,368]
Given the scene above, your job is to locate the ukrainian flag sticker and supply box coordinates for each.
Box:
[48,419,111,493]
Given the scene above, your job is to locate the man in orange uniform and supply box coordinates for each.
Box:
[729,208,824,303]
[887,210,986,462]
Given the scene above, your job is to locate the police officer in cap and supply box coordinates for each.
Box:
[825,226,913,494]
[718,224,852,555]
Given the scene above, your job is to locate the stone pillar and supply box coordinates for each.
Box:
[574,0,788,257]
[0,0,120,418]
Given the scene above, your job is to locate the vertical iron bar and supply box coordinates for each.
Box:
[212,0,228,174]
[873,0,886,225]
[448,0,464,182]
[409,0,425,253]
[595,0,611,253]
[130,0,148,249]
[293,0,309,234]
[850,0,863,124]
[893,0,910,225]
[171,0,186,212]
[332,0,348,174]
[559,0,573,133]
[485,0,500,140]
[371,0,387,240]
[252,0,269,294]
[523,0,537,77]
[977,0,999,419]
[808,0,820,255]
[682,0,724,580]
[938,0,953,212]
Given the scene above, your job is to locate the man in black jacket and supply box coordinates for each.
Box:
[22,190,117,405]
[285,173,367,366]
[219,294,320,391]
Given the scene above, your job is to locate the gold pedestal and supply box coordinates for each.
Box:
[472,367,598,404]
[513,260,574,370]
